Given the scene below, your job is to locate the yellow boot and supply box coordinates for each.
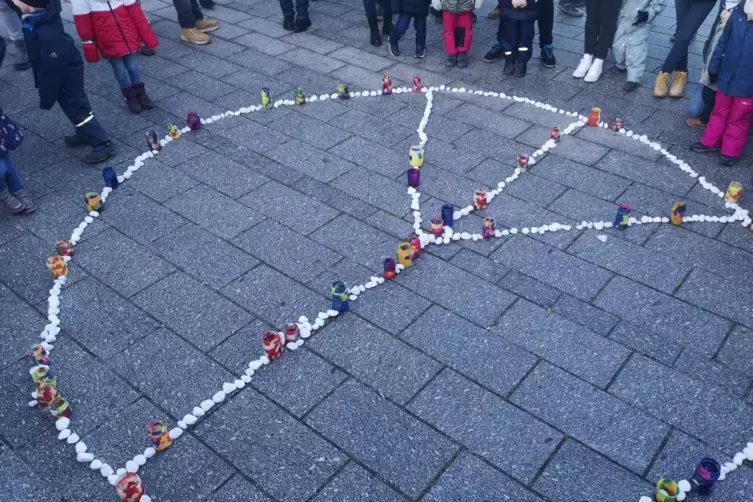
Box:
[669,71,688,98]
[653,72,671,98]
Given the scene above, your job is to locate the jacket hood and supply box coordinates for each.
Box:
[22,0,62,26]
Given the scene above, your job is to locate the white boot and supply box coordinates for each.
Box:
[584,58,604,82]
[573,54,594,78]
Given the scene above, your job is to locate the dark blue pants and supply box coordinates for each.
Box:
[390,13,427,50]
[498,17,535,63]
[280,0,309,19]
[363,0,390,21]
[58,82,110,147]
[173,0,203,28]
[662,0,715,73]
[0,155,23,193]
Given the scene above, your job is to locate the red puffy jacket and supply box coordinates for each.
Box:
[72,0,158,62]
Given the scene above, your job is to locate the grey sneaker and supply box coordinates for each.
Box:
[12,189,37,214]
[0,189,24,214]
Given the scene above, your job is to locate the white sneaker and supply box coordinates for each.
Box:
[584,58,604,82]
[573,54,594,78]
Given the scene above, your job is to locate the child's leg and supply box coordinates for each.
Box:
[687,85,706,118]
[625,37,647,84]
[583,0,602,55]
[456,11,473,53]
[699,85,716,124]
[414,14,427,51]
[390,13,411,43]
[596,0,620,60]
[719,97,753,158]
[499,17,518,61]
[109,57,132,89]
[517,19,535,63]
[442,12,459,54]
[2,156,24,193]
[701,90,734,149]
[123,53,143,85]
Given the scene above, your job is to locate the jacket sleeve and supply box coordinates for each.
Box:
[36,44,67,110]
[709,14,732,75]
[647,0,666,21]
[124,0,159,49]
[71,0,95,42]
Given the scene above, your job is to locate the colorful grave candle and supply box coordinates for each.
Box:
[409,145,424,168]
[517,154,528,172]
[431,217,444,236]
[331,280,349,312]
[473,189,487,210]
[691,458,720,495]
[725,181,742,202]
[37,381,59,408]
[294,88,305,105]
[337,83,349,99]
[263,331,283,360]
[442,204,454,228]
[102,166,119,189]
[613,203,631,230]
[147,419,173,451]
[407,168,420,188]
[49,396,71,418]
[285,323,300,343]
[55,239,74,256]
[145,130,160,151]
[382,75,393,95]
[609,118,624,132]
[670,202,686,226]
[261,87,272,109]
[186,112,201,130]
[587,107,601,127]
[655,479,678,502]
[551,126,561,143]
[409,236,422,257]
[116,473,144,502]
[30,365,53,386]
[46,256,68,279]
[383,258,396,280]
[412,76,422,92]
[397,242,414,267]
[29,343,50,366]
[167,124,180,139]
[482,217,495,240]
[85,192,103,212]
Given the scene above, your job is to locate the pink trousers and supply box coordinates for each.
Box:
[442,11,473,54]
[701,90,753,158]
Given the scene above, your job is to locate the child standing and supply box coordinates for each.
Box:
[611,0,665,92]
[691,1,753,166]
[71,0,158,114]
[388,0,430,58]
[14,0,115,164]
[573,0,622,82]
[0,0,29,69]
[497,0,537,77]
[432,0,482,67]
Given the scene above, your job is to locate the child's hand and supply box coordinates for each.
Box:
[708,72,718,84]
[720,9,731,25]
[512,0,526,7]
[632,10,648,25]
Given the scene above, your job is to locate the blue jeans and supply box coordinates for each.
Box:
[279,0,308,19]
[390,13,427,50]
[662,0,715,73]
[109,53,142,90]
[688,85,716,122]
[0,156,23,193]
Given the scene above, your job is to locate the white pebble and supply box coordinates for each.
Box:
[108,474,119,485]
[141,497,152,502]
[55,417,70,431]
[77,452,94,463]
[241,375,252,383]
[676,493,686,502]
[75,442,87,453]
[58,429,71,440]
[177,421,187,429]
[594,221,604,230]
[678,480,691,492]
[90,459,103,470]
[168,427,183,439]
[222,382,237,394]
[317,312,329,320]
[134,454,147,466]
[640,497,652,502]
[212,391,226,403]
[734,452,745,465]
[298,316,308,323]
[192,407,205,417]
[126,460,139,473]
[249,360,263,371]
[200,400,214,412]
[327,309,339,317]
[143,448,156,459]
[67,433,80,444]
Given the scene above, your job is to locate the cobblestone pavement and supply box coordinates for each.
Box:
[2,0,753,500]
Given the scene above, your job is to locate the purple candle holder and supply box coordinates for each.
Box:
[407,168,420,188]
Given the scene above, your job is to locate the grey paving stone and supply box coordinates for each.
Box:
[569,229,689,293]
[250,348,346,417]
[718,222,753,254]
[195,388,344,501]
[330,64,395,94]
[310,214,398,271]
[499,270,561,307]
[609,320,680,365]
[674,349,750,399]
[533,440,653,502]
[133,272,252,351]
[204,475,272,502]
[232,219,341,282]
[329,135,407,179]
[610,355,753,454]
[177,51,245,78]
[717,325,753,378]
[0,373,51,449]
[397,254,517,327]
[266,139,355,183]
[0,446,63,502]
[283,30,346,54]
[100,190,188,245]
[677,268,753,330]
[533,153,632,201]
[267,110,351,150]
[418,163,490,208]
[222,265,328,326]
[350,281,431,334]
[410,369,561,483]
[144,133,211,168]
[207,117,292,154]
[226,48,295,75]
[209,319,273,375]
[0,283,45,369]
[293,175,377,220]
[449,248,511,284]
[451,128,530,165]
[233,31,295,55]
[595,276,731,356]
[312,462,406,502]
[417,137,487,174]
[221,69,295,100]
[330,109,414,147]
[112,328,233,416]
[541,132,611,166]
[238,15,291,37]
[512,362,668,473]
[276,66,341,92]
[424,451,544,502]
[59,276,159,359]
[365,210,414,238]
[126,161,201,203]
[596,151,694,200]
[500,173,567,207]
[332,166,410,216]
[492,235,612,301]
[11,130,73,173]
[446,103,532,138]
[645,225,753,283]
[175,151,268,199]
[170,70,237,101]
[577,125,663,161]
[551,294,618,336]
[306,380,458,498]
[280,47,346,73]
[308,315,441,404]
[165,184,265,240]
[154,224,259,289]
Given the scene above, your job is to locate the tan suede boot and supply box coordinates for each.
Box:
[195,18,220,33]
[180,28,210,45]
[669,71,688,98]
[653,72,671,98]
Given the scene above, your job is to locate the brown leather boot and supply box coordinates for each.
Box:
[180,27,211,45]
[653,72,670,98]
[669,71,688,98]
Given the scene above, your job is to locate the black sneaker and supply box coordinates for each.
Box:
[415,47,426,58]
[610,66,627,74]
[457,52,468,68]
[199,0,215,9]
[446,54,457,67]
[430,7,442,20]
[389,38,399,57]
[382,21,393,35]
[83,142,116,164]
[559,3,584,16]
[294,18,311,32]
[503,58,515,76]
[720,155,737,166]
[540,44,556,68]
[283,15,294,31]
[690,142,719,153]
[484,41,504,63]
[64,135,88,147]
[623,81,639,92]
[139,44,155,57]
[513,61,527,77]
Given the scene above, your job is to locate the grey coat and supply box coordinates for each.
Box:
[612,0,666,82]
[440,0,475,13]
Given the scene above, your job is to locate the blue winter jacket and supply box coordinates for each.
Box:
[21,0,85,110]
[709,5,753,97]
